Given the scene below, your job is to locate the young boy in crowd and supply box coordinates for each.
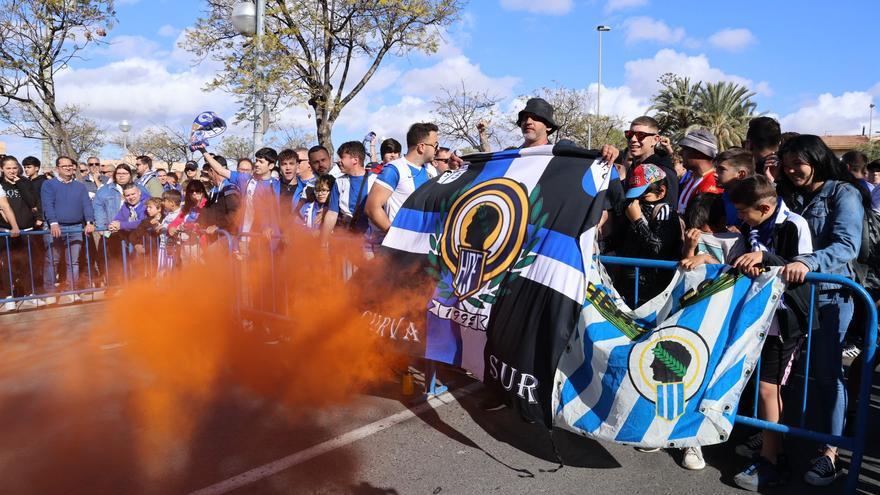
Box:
[727,175,815,491]
[157,189,182,273]
[680,193,747,270]
[131,197,163,261]
[617,163,682,305]
[713,147,756,227]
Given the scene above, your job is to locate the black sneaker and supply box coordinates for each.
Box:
[735,432,763,458]
[803,455,841,486]
[734,456,790,491]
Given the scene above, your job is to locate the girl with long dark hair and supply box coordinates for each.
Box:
[775,134,868,486]
[169,180,208,263]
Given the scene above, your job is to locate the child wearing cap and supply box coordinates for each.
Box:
[617,163,683,305]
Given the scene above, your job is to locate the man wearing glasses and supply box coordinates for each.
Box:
[432,147,453,174]
[81,157,107,199]
[600,116,678,207]
[40,156,95,304]
[366,122,439,247]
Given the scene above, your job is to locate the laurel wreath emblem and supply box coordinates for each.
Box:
[426,183,545,312]
[651,345,688,380]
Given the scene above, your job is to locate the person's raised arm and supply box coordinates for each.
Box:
[477,120,491,153]
[199,148,231,179]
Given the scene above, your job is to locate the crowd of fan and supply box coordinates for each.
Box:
[0,97,879,491]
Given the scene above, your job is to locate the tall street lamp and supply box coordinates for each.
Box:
[870,103,875,138]
[119,120,131,156]
[596,25,611,118]
[231,0,266,156]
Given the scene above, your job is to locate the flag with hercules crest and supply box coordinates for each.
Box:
[380,144,614,425]
[553,263,785,447]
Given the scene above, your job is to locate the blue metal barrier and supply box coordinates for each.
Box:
[600,255,877,494]
[0,227,194,309]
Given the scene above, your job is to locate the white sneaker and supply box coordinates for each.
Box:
[682,446,706,470]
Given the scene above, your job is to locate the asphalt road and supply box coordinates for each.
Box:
[1,302,879,495]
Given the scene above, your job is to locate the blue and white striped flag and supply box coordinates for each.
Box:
[379,144,613,425]
[553,263,785,447]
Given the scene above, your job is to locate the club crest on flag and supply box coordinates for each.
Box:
[439,178,530,298]
[426,177,543,331]
[628,326,709,421]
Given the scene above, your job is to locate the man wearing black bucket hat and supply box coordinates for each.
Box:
[517,97,558,148]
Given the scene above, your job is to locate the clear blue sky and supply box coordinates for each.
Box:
[4,0,878,159]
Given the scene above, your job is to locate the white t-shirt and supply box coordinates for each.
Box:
[695,231,747,265]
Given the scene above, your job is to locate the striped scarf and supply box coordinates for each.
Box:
[749,198,790,252]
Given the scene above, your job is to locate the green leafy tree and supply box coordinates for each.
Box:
[649,73,701,143]
[696,81,757,151]
[0,0,115,167]
[185,0,464,153]
[650,75,758,151]
[856,140,880,161]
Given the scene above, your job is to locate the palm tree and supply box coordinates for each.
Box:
[695,81,757,151]
[649,74,702,142]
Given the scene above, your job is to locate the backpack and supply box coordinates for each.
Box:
[834,182,880,289]
[858,206,880,265]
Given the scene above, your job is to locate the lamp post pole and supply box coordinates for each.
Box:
[596,25,611,118]
[231,1,266,157]
[870,103,875,138]
[119,120,131,158]
[253,0,266,156]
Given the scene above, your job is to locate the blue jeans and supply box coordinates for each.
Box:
[810,292,854,440]
[43,232,83,294]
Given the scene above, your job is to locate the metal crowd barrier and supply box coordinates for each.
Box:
[6,226,873,490]
[0,227,236,310]
[600,255,877,494]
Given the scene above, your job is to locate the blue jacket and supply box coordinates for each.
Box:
[94,183,150,230]
[787,180,864,290]
[113,198,149,231]
[41,177,94,226]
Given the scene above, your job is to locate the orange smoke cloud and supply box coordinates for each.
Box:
[0,220,434,494]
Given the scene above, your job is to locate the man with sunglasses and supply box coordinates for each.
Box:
[517,97,557,148]
[366,122,439,247]
[600,116,679,208]
[432,147,453,174]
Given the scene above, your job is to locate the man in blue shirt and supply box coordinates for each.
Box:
[40,156,95,303]
[201,145,280,243]
[320,141,376,246]
[365,122,439,248]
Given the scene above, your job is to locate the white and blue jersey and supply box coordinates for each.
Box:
[229,171,280,233]
[329,173,376,232]
[292,176,317,210]
[299,201,326,229]
[374,157,435,224]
